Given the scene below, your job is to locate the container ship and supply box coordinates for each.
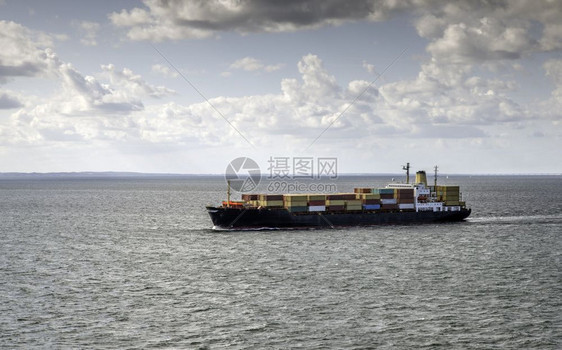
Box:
[207,165,471,230]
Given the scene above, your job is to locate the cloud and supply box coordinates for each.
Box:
[0,20,56,81]
[151,63,178,78]
[0,42,554,160]
[25,59,175,118]
[57,62,145,115]
[229,57,283,72]
[415,1,562,65]
[78,21,100,46]
[109,0,406,41]
[540,59,562,120]
[101,64,175,98]
[0,20,184,149]
[0,91,22,109]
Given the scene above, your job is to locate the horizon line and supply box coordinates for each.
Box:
[0,171,560,177]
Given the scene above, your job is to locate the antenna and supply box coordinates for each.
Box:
[434,165,438,188]
[402,162,410,184]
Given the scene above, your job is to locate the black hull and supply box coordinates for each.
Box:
[206,206,471,230]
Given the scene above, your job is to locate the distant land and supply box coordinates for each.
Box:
[0,172,219,179]
[0,172,560,179]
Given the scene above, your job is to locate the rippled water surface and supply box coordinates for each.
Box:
[1,175,561,349]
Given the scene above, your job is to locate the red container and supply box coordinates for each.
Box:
[326,205,345,211]
[327,194,356,200]
[397,198,414,204]
[242,194,259,201]
[261,194,283,201]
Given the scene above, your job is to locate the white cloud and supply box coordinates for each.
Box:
[0,20,55,81]
[540,59,562,120]
[362,61,375,74]
[79,21,100,46]
[229,57,283,73]
[151,63,178,78]
[101,64,175,98]
[2,48,561,172]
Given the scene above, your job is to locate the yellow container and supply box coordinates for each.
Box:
[326,199,345,206]
[283,194,309,201]
[259,200,284,207]
[357,193,381,200]
[308,194,327,201]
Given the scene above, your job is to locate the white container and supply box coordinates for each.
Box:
[398,203,414,209]
[308,205,326,212]
[380,198,397,205]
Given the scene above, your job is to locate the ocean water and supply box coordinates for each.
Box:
[0,175,560,349]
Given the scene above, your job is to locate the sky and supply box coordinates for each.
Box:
[0,0,561,174]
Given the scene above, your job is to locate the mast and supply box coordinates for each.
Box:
[227,180,231,207]
[434,165,438,188]
[402,162,410,184]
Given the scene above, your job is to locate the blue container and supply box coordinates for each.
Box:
[372,188,394,195]
[363,204,381,210]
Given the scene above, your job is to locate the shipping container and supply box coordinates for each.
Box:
[308,205,326,212]
[327,193,356,200]
[394,191,414,200]
[308,194,327,201]
[345,199,363,206]
[383,188,395,194]
[346,199,363,211]
[363,204,381,210]
[357,193,381,200]
[398,203,415,210]
[326,199,345,206]
[283,194,308,201]
[380,198,397,205]
[259,200,284,207]
[283,194,308,208]
[308,200,326,206]
[259,194,283,201]
[373,188,394,195]
[363,199,381,205]
[242,194,259,201]
[354,188,372,194]
[326,205,345,211]
[396,198,415,204]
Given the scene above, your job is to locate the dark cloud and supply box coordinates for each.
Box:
[0,92,22,109]
[176,0,380,31]
[110,0,406,40]
[0,62,43,79]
